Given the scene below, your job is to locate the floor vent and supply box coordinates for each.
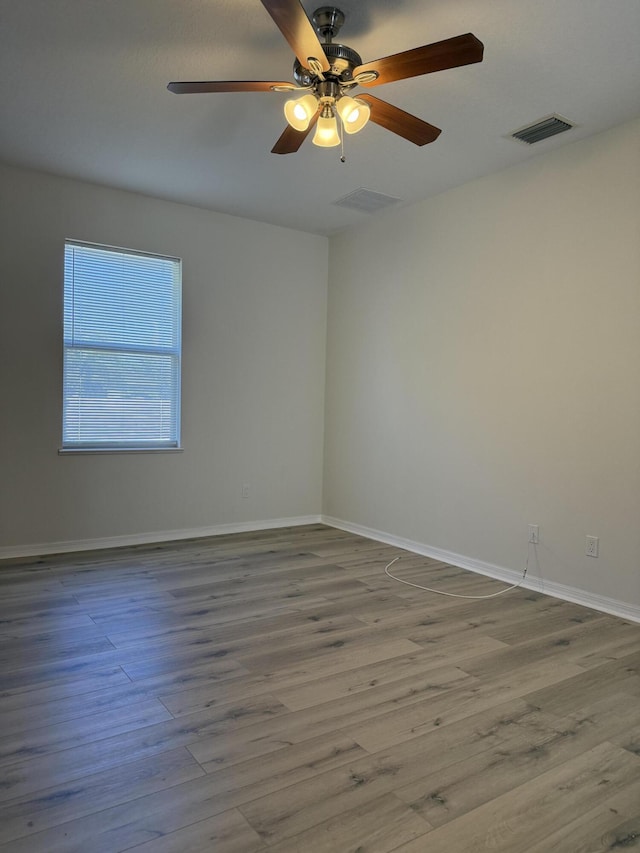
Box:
[510,114,575,145]
[332,188,402,213]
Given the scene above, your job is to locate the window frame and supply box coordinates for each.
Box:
[60,239,183,454]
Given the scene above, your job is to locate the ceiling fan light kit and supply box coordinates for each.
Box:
[284,84,371,144]
[167,0,484,156]
[283,73,372,145]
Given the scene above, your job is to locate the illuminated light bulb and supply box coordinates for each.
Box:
[336,96,370,134]
[313,112,341,147]
[284,94,318,131]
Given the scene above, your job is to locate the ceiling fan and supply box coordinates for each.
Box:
[168,0,484,154]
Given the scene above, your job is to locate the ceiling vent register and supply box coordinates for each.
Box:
[332,188,401,213]
[510,114,575,144]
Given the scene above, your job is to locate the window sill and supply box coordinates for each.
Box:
[58,447,184,456]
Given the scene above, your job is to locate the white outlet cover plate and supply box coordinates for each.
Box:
[586,535,599,557]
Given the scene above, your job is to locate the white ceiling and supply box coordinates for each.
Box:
[2,0,639,235]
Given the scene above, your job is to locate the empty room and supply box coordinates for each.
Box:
[1,0,639,850]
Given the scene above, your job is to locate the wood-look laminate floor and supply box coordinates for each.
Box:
[1,524,639,852]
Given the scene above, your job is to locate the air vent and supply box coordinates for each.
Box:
[510,114,575,145]
[333,188,401,214]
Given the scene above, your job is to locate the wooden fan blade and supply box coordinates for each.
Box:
[354,33,484,87]
[167,81,293,94]
[357,94,441,146]
[259,0,330,72]
[272,114,318,154]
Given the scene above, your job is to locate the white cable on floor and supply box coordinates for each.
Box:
[384,552,529,600]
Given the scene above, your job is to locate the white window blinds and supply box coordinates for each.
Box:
[63,241,182,450]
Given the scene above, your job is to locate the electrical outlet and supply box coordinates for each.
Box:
[528,524,539,544]
[586,535,599,557]
[241,484,250,499]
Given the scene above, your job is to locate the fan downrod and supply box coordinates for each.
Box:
[312,7,345,43]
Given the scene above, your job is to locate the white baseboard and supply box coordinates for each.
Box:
[321,515,640,624]
[0,515,323,560]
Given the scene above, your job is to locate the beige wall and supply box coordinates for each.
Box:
[324,118,640,607]
[2,119,639,610]
[0,165,328,550]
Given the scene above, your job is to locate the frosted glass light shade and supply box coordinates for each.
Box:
[313,114,341,147]
[284,94,318,131]
[336,96,370,134]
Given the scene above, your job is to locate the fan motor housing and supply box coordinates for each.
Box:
[293,43,363,86]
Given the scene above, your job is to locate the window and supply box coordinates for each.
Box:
[62,240,182,451]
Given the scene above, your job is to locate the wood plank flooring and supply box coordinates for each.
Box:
[1,524,639,852]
